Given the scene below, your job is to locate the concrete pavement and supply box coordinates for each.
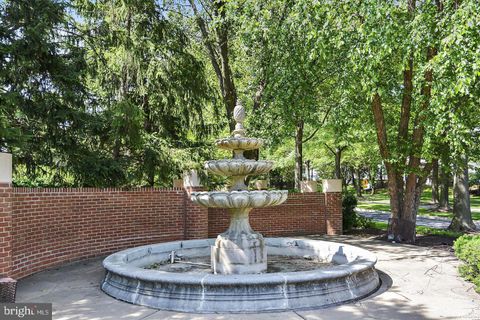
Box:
[16,235,480,320]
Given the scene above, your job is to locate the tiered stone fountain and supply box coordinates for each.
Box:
[101,102,380,313]
[190,102,287,275]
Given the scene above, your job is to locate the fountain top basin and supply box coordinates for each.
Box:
[191,190,288,208]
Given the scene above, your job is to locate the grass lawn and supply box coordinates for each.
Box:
[370,221,464,238]
[358,187,480,220]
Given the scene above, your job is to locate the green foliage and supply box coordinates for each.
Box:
[1,0,220,187]
[0,0,90,183]
[454,235,480,292]
[73,0,219,186]
[1,0,479,193]
[369,221,463,238]
[342,193,374,230]
[470,169,480,187]
[342,193,358,231]
[415,226,463,238]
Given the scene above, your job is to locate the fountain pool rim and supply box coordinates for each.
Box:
[102,237,380,313]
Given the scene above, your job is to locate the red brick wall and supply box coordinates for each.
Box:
[10,188,207,279]
[0,183,13,276]
[325,192,343,235]
[184,186,209,239]
[208,193,328,237]
[0,188,341,279]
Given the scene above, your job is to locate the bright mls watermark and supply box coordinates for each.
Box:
[0,303,51,320]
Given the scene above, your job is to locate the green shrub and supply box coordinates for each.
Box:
[454,234,480,293]
[342,193,357,230]
[342,193,374,231]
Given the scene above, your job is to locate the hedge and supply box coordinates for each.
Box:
[453,234,480,293]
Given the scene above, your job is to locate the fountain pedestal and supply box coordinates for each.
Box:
[211,208,266,274]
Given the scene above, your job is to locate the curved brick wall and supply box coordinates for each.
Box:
[208,193,329,237]
[0,184,341,279]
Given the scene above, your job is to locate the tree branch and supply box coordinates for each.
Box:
[397,57,413,144]
[324,143,335,155]
[252,0,292,111]
[371,93,390,160]
[252,79,265,111]
[213,0,237,129]
[188,0,224,96]
[302,105,332,143]
[397,0,415,146]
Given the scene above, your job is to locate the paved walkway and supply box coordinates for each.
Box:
[357,208,480,229]
[16,235,480,320]
[360,199,480,213]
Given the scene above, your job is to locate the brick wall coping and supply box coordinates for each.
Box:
[11,187,340,195]
[12,187,185,193]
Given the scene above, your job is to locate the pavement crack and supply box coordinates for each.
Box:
[424,264,440,275]
[138,310,159,320]
[293,310,308,320]
[392,291,412,301]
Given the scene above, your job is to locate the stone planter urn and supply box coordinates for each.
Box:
[300,180,318,193]
[254,180,268,190]
[322,179,342,193]
[183,169,201,187]
[172,178,184,189]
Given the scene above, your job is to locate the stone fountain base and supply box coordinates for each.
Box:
[211,207,267,274]
[102,238,380,313]
[212,232,267,274]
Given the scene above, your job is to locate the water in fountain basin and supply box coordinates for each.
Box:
[144,255,336,274]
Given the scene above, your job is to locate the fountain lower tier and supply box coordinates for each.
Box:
[190,190,288,208]
[205,159,273,177]
[191,190,288,274]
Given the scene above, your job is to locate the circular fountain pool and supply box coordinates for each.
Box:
[102,238,380,313]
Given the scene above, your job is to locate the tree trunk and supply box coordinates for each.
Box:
[189,0,237,131]
[143,95,155,186]
[378,164,384,188]
[355,168,362,197]
[439,163,450,211]
[431,159,439,203]
[305,160,311,181]
[372,93,429,243]
[449,155,476,231]
[368,168,375,195]
[371,93,405,230]
[345,174,352,188]
[294,120,304,191]
[325,144,345,180]
[334,148,342,179]
[351,167,357,193]
[214,1,237,131]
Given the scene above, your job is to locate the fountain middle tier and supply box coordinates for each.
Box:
[205,159,273,177]
[215,137,264,151]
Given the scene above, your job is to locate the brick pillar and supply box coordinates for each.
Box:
[0,153,13,276]
[183,186,209,239]
[323,179,343,235]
